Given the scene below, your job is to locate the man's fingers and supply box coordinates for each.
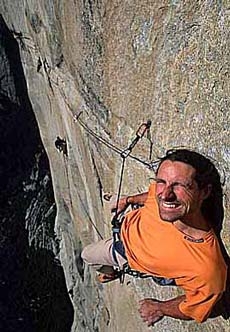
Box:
[140,313,162,326]
[138,298,163,326]
[139,298,157,305]
[147,318,161,326]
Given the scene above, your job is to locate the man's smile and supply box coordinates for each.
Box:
[158,200,182,210]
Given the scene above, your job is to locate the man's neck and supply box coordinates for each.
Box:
[173,214,211,239]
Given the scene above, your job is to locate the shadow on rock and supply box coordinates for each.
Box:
[211,240,230,320]
[0,247,74,332]
[0,15,74,332]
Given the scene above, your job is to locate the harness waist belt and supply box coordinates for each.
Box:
[112,240,127,264]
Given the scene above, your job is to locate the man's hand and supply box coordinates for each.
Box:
[111,196,129,214]
[107,192,148,214]
[138,295,190,326]
[105,195,129,214]
[138,299,164,326]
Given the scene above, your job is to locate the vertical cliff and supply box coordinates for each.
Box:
[0,1,229,331]
[0,16,73,331]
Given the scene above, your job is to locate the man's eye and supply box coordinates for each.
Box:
[155,179,166,186]
[155,179,164,183]
[173,182,184,188]
[173,182,191,190]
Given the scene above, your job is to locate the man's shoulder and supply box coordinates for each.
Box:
[192,255,227,293]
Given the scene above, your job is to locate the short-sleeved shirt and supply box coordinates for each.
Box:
[121,183,227,322]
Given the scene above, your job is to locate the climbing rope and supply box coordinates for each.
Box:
[58,86,157,170]
[110,120,152,229]
[73,112,157,231]
[72,111,158,240]
[59,92,161,241]
[73,112,157,170]
[61,96,175,285]
[73,111,156,247]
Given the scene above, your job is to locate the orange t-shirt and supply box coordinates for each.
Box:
[121,183,227,322]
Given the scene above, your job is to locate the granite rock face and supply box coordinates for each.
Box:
[0,1,229,331]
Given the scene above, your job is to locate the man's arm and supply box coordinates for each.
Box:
[138,296,191,326]
[112,192,148,213]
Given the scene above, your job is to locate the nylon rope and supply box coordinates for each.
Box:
[60,89,157,169]
[74,112,155,169]
[114,156,126,219]
[60,93,159,240]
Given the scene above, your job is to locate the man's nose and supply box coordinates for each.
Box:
[161,185,176,201]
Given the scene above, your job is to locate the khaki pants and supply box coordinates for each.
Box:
[81,238,127,273]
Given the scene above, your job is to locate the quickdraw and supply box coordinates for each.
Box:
[111,120,152,230]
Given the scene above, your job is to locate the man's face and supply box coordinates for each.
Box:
[155,160,206,223]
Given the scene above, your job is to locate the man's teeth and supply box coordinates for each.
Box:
[162,202,178,208]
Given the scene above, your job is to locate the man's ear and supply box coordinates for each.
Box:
[202,184,212,200]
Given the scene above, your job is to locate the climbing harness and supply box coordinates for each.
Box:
[122,263,175,286]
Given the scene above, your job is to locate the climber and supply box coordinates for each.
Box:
[55,136,68,156]
[81,149,227,326]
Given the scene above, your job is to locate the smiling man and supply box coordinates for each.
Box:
[81,149,227,326]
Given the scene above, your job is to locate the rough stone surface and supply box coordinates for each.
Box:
[0,1,229,331]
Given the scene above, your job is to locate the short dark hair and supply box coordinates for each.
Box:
[156,149,224,235]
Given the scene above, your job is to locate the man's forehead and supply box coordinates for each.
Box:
[157,160,196,178]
